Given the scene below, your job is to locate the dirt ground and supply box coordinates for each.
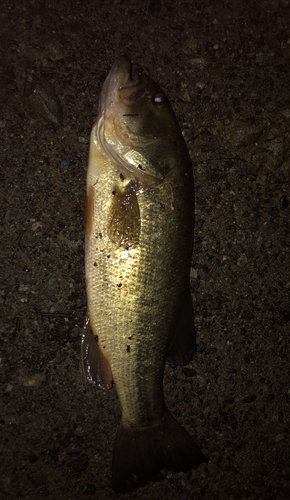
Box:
[1,0,290,499]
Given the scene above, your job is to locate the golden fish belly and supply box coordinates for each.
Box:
[85,127,193,429]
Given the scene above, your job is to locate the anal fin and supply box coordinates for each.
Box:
[81,311,113,390]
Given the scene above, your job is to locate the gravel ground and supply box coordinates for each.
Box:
[1,0,290,499]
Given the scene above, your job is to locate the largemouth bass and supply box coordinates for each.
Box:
[82,56,205,492]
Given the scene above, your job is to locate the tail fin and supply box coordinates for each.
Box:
[111,410,206,493]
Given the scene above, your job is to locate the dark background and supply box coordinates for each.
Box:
[1,0,290,499]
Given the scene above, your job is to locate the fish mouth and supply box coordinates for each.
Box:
[98,55,132,118]
[99,55,148,115]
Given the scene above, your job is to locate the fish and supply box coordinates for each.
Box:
[82,55,206,493]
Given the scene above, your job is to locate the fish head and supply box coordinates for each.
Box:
[97,56,188,185]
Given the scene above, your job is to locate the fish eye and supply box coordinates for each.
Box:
[154,93,165,105]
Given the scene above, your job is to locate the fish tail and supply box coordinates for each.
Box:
[111,409,206,493]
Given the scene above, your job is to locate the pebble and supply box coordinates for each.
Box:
[44,276,59,297]
[23,77,62,125]
[280,196,289,210]
[75,426,85,437]
[83,484,97,494]
[55,353,66,364]
[70,327,80,338]
[261,221,279,234]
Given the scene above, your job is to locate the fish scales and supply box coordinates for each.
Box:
[86,148,192,425]
[82,55,206,492]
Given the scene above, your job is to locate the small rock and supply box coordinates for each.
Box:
[44,276,59,297]
[261,221,279,234]
[280,196,289,210]
[29,453,38,464]
[66,444,81,456]
[83,484,97,495]
[71,453,89,472]
[61,159,71,170]
[70,327,80,338]
[196,219,205,229]
[24,77,62,125]
[75,426,85,437]
[237,254,248,266]
[182,367,197,377]
[243,394,256,403]
[55,353,66,364]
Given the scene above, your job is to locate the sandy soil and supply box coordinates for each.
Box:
[1,0,290,499]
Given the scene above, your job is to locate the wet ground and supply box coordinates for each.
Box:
[1,0,290,499]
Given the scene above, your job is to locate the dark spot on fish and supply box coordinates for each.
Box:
[120,173,125,181]
[103,346,106,349]
[112,191,116,195]
[95,335,98,342]
[93,262,97,267]
[117,283,122,287]
[127,345,130,352]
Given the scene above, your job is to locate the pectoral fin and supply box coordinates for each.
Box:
[107,183,140,249]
